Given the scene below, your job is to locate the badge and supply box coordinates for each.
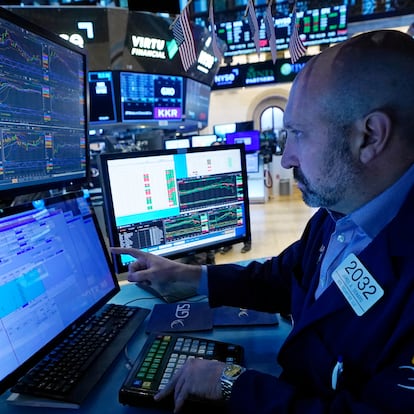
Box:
[332,253,384,316]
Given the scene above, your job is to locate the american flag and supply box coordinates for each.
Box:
[289,1,306,63]
[171,4,197,71]
[245,0,260,55]
[264,0,276,64]
[209,0,223,61]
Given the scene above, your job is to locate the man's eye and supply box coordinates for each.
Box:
[278,129,303,147]
[289,130,303,139]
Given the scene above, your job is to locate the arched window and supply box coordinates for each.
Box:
[260,106,285,155]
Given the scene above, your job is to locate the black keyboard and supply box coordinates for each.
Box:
[11,303,150,405]
[119,333,244,409]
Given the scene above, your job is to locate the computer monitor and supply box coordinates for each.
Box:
[213,121,254,139]
[98,145,251,273]
[225,130,261,153]
[0,7,88,197]
[246,152,260,174]
[191,134,221,148]
[0,190,119,396]
[164,138,191,150]
[213,123,236,139]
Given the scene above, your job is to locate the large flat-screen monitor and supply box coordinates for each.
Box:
[0,7,88,197]
[98,145,251,273]
[225,130,260,153]
[120,71,184,123]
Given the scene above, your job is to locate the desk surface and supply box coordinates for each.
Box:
[0,283,291,414]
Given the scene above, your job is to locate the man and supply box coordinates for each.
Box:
[112,30,414,413]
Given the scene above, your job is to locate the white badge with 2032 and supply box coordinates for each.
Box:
[332,253,384,316]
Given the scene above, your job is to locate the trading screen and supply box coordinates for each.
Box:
[0,11,87,193]
[120,72,183,122]
[99,146,250,271]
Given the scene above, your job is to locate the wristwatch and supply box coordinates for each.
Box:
[220,364,246,400]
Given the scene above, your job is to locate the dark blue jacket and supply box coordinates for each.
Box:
[207,186,414,414]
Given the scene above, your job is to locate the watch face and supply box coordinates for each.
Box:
[224,364,243,379]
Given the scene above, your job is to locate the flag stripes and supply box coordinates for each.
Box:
[289,2,306,63]
[209,0,223,61]
[264,0,276,64]
[171,4,197,71]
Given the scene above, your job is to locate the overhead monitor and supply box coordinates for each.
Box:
[195,5,347,57]
[347,0,414,21]
[225,130,261,153]
[88,71,118,124]
[0,7,88,197]
[119,71,184,123]
[98,145,251,273]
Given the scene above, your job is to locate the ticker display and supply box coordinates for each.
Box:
[196,5,348,57]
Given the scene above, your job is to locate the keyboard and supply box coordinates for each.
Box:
[119,333,244,409]
[11,303,150,406]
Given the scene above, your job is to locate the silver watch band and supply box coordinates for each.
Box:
[220,364,246,400]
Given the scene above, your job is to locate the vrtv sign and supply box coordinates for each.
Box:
[130,35,167,59]
[212,56,312,90]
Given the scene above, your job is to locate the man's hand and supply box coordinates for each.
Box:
[154,359,226,413]
[110,247,202,287]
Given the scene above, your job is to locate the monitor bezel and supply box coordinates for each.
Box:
[98,144,252,274]
[0,7,89,198]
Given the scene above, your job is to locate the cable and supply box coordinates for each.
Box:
[264,168,273,189]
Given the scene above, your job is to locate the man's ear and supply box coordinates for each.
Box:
[358,111,392,164]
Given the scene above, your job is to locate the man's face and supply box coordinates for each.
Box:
[281,70,363,213]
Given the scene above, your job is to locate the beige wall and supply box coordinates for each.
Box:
[203,83,292,134]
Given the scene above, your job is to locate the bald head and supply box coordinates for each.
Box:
[283,30,414,213]
[294,30,414,142]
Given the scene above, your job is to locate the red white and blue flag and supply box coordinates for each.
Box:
[289,1,306,63]
[209,0,223,61]
[264,0,277,64]
[171,2,197,71]
[245,0,260,55]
